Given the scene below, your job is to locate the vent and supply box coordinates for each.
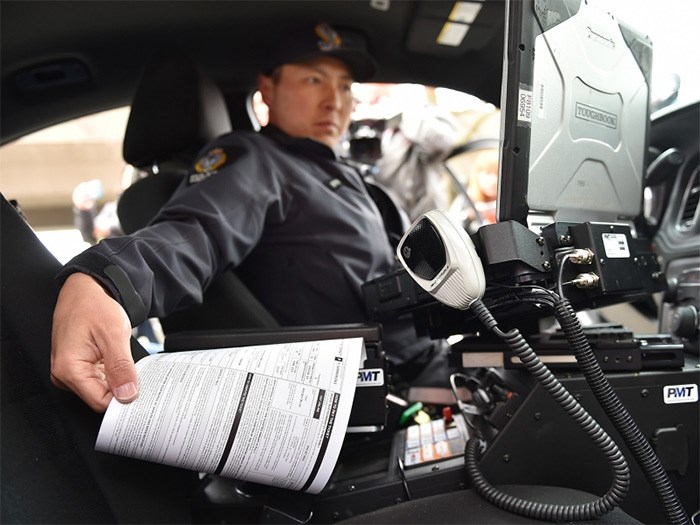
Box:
[678,165,700,230]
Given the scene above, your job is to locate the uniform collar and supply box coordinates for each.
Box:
[261,125,338,160]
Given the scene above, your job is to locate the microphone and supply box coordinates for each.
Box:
[396,209,485,310]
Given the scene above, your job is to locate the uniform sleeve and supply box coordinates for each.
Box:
[57,134,291,326]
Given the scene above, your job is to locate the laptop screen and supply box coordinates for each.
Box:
[496,0,653,230]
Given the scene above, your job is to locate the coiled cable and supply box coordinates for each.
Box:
[465,299,630,522]
[552,296,690,524]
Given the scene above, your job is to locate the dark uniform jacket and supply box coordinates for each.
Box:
[59,125,445,384]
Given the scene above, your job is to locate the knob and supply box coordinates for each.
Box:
[664,277,679,303]
[671,305,699,339]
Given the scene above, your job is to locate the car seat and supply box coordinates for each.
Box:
[0,195,198,523]
[116,49,278,334]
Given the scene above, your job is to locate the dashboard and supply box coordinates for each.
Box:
[650,102,700,351]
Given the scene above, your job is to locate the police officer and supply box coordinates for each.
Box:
[51,22,450,413]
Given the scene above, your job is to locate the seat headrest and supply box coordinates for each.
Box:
[123,50,232,169]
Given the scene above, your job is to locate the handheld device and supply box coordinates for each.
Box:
[396,209,485,310]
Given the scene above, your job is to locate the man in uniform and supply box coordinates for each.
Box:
[51,22,450,413]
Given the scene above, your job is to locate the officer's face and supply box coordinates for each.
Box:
[258,56,355,149]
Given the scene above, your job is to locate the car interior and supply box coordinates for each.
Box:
[1,1,698,524]
[116,49,279,335]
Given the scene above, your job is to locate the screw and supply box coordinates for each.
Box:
[542,261,551,270]
[641,389,649,398]
[600,258,606,266]
[536,236,545,246]
[534,412,542,420]
[503,454,511,463]
[332,512,340,520]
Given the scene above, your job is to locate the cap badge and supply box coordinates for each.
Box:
[315,22,342,52]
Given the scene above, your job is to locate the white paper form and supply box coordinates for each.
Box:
[96,337,364,494]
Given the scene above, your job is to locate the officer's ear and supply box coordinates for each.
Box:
[257,73,275,107]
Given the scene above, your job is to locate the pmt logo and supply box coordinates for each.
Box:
[575,102,618,129]
[357,368,384,387]
[663,384,698,404]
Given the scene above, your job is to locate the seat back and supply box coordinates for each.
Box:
[116,50,278,333]
[118,48,232,232]
[0,195,197,523]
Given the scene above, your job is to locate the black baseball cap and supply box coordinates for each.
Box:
[262,22,378,82]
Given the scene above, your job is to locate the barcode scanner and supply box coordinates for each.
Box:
[396,209,485,310]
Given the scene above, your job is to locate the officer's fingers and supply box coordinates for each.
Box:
[51,360,114,413]
[84,286,139,405]
[102,353,139,404]
[49,323,115,413]
[51,272,137,412]
[50,371,70,391]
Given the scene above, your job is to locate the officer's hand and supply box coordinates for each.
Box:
[51,272,138,413]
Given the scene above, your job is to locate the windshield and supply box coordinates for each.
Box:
[612,0,699,114]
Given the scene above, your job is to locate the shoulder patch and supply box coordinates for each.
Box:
[188,147,228,185]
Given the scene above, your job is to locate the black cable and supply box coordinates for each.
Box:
[553,253,690,525]
[465,300,630,522]
[468,283,690,523]
[480,284,558,317]
[552,296,690,525]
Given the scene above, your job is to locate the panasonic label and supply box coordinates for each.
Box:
[357,368,384,387]
[586,27,615,49]
[663,384,698,404]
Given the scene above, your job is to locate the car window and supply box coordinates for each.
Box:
[612,0,700,113]
[347,83,501,226]
[3,84,499,260]
[0,107,130,262]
